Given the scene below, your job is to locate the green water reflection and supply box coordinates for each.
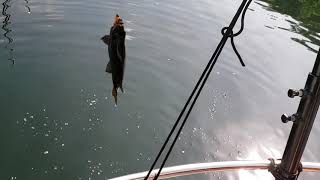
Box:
[1,0,14,64]
[262,0,320,52]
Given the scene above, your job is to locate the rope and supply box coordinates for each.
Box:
[145,1,252,179]
[221,0,252,66]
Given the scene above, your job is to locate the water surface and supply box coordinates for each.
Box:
[1,0,319,180]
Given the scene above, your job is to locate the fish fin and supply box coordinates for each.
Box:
[101,35,110,45]
[112,87,118,105]
[105,62,112,73]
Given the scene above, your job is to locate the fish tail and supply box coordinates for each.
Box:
[112,87,118,104]
[119,84,124,93]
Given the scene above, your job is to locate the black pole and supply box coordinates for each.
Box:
[271,48,320,180]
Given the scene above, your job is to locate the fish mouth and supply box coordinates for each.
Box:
[114,14,124,25]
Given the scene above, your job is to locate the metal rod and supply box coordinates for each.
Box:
[108,161,320,180]
[277,48,320,179]
[312,50,320,76]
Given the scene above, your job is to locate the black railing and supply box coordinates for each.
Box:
[271,48,320,180]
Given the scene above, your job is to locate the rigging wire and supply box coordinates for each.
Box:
[144,0,252,179]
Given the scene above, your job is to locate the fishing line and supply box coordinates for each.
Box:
[145,0,252,179]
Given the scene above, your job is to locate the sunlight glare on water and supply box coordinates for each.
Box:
[238,147,281,180]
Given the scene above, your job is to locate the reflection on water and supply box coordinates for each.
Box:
[261,0,320,53]
[25,0,31,14]
[1,0,14,64]
[238,146,281,180]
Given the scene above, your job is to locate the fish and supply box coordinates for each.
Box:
[101,14,126,105]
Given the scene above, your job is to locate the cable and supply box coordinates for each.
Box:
[221,0,252,66]
[153,2,250,179]
[144,0,252,179]
[143,24,227,180]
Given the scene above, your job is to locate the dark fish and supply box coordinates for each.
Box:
[101,15,126,104]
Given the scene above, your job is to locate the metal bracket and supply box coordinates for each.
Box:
[288,89,304,98]
[281,113,300,123]
[268,158,302,180]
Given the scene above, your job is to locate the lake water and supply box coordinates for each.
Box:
[1,0,319,179]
